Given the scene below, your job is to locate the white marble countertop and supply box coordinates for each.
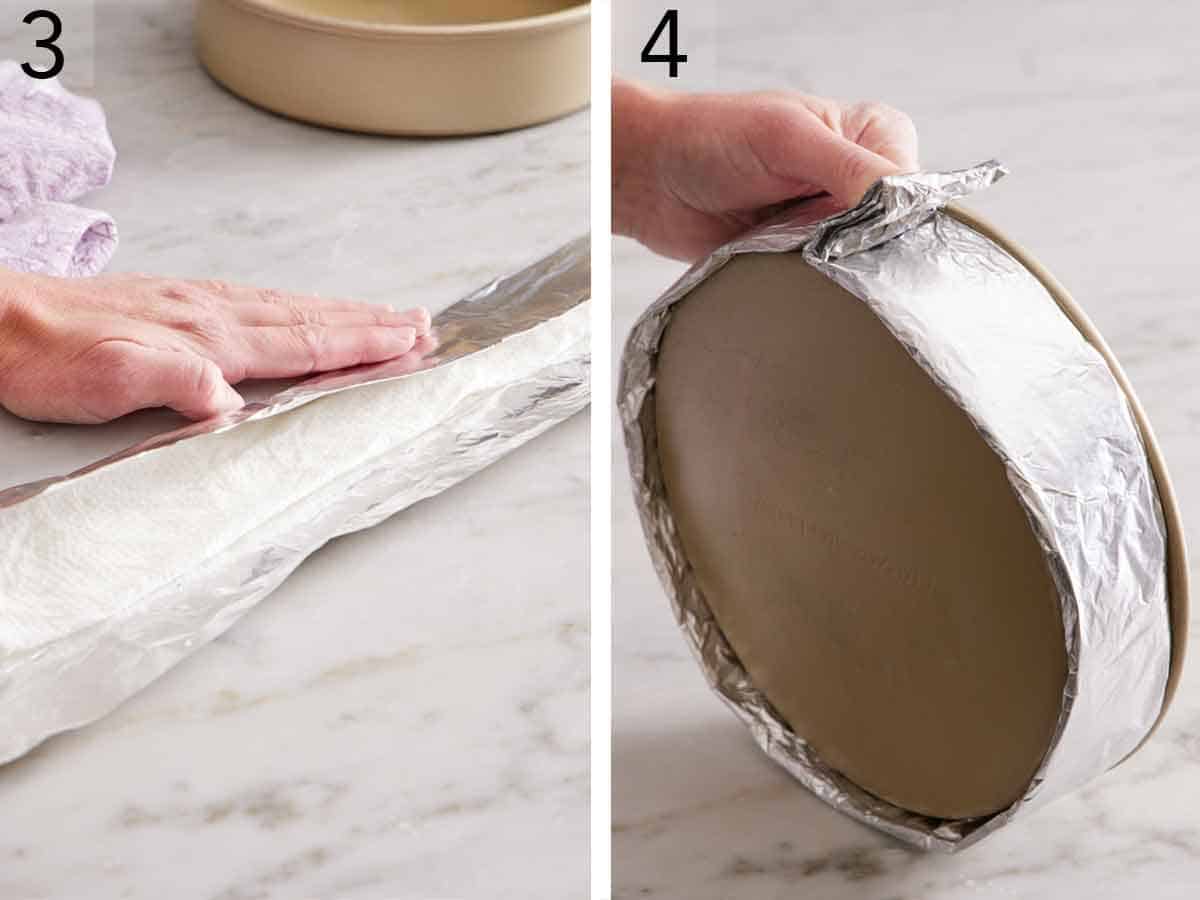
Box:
[613,1,1200,897]
[0,3,588,899]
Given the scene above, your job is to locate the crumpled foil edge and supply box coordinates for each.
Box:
[618,163,1170,851]
[0,237,590,765]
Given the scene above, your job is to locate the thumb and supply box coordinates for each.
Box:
[748,99,909,207]
[118,345,244,420]
[802,125,903,206]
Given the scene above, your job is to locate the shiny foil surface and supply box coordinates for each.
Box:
[0,237,590,765]
[618,164,1172,850]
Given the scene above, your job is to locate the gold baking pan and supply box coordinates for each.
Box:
[638,183,1188,831]
[951,205,1189,750]
[195,0,590,136]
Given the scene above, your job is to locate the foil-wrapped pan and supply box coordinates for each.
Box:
[618,163,1183,850]
[0,236,590,765]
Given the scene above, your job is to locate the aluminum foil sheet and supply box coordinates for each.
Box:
[0,236,590,765]
[618,163,1171,851]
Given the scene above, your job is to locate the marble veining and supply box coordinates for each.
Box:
[0,2,588,899]
[613,1,1200,897]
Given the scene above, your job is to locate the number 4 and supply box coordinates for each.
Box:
[641,10,688,78]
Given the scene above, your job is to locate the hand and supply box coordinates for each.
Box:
[612,79,919,261]
[0,270,434,424]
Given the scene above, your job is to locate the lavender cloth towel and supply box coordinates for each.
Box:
[0,60,117,277]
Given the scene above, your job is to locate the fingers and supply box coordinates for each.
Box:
[788,116,906,206]
[841,100,920,177]
[234,323,421,380]
[185,279,432,334]
[233,303,429,330]
[152,277,436,386]
[173,281,433,381]
[66,325,438,424]
[745,95,919,207]
[828,138,904,206]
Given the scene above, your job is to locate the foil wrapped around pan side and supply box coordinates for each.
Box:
[618,164,1170,850]
[0,237,590,765]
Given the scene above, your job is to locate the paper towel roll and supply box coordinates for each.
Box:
[0,238,590,765]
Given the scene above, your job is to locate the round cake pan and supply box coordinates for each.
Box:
[195,0,590,136]
[619,162,1187,850]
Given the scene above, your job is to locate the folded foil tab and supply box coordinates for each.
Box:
[619,163,1173,850]
[0,236,591,764]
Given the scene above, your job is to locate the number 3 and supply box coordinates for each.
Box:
[21,9,65,80]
